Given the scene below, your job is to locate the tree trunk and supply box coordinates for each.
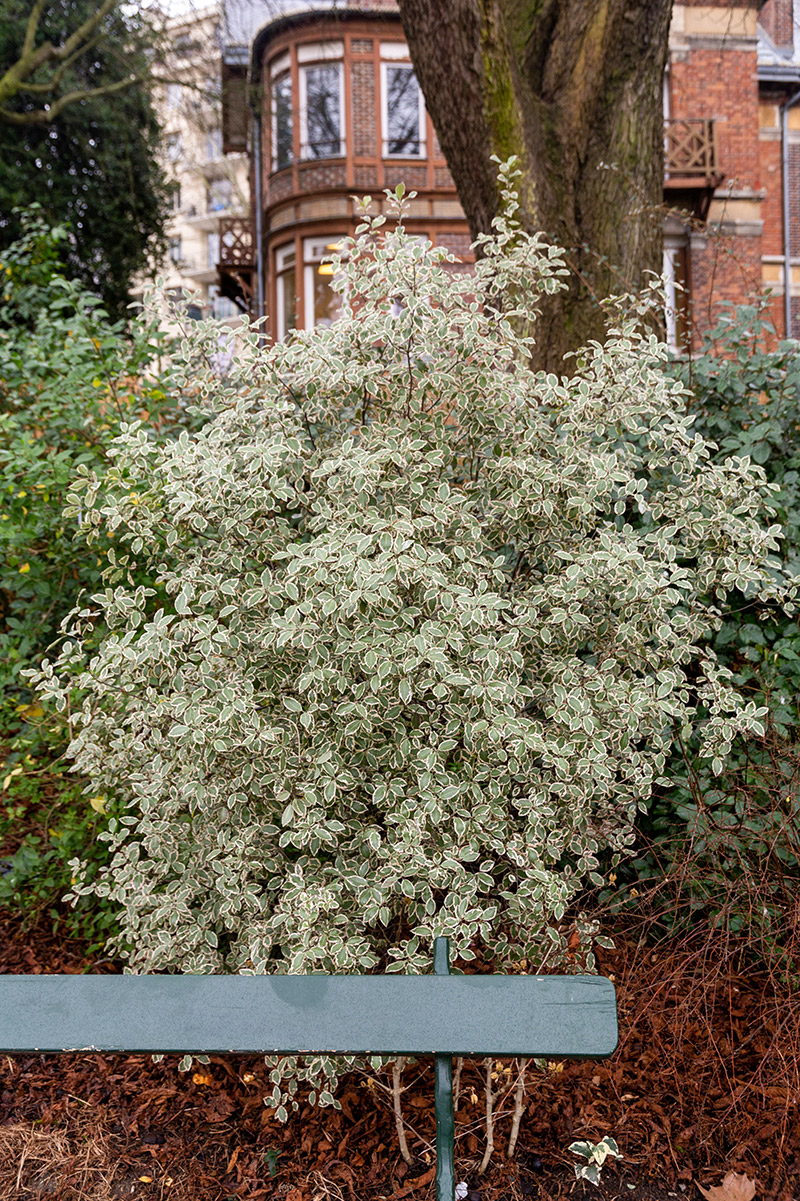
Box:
[397,0,673,369]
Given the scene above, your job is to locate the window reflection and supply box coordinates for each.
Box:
[303,237,345,329]
[302,64,342,158]
[384,65,422,156]
[272,73,293,170]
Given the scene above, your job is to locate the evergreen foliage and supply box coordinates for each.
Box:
[0,0,170,318]
[0,211,194,696]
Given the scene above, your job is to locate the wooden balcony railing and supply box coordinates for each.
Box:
[664,118,718,181]
[219,217,254,268]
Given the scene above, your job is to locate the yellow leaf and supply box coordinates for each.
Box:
[92,377,102,387]
[18,563,30,573]
[2,764,24,790]
[16,490,26,498]
[89,796,107,814]
[192,1072,213,1085]
[138,1177,153,1183]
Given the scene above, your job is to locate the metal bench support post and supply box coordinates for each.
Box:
[433,937,455,1201]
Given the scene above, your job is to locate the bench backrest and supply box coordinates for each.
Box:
[0,973,618,1057]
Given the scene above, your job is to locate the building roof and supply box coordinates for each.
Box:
[221,0,399,66]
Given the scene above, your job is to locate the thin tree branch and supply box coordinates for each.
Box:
[52,0,118,64]
[0,75,136,125]
[21,28,110,94]
[0,0,123,119]
[22,0,47,59]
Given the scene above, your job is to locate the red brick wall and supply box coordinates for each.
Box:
[436,232,472,257]
[297,163,348,191]
[352,60,376,156]
[268,170,294,206]
[384,164,428,187]
[669,7,764,340]
[670,49,761,192]
[759,119,782,259]
[687,230,763,330]
[760,0,794,47]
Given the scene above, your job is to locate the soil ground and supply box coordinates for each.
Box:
[0,912,796,1201]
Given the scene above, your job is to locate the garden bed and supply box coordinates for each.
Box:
[0,913,795,1201]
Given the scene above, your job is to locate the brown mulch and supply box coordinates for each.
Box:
[0,912,797,1201]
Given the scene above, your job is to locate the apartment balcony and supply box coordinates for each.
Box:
[219,217,254,269]
[217,216,255,313]
[664,118,724,219]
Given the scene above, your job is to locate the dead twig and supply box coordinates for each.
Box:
[453,1055,464,1112]
[507,1057,528,1158]
[392,1057,414,1164]
[478,1057,496,1175]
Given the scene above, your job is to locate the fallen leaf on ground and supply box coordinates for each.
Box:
[697,1171,757,1201]
[393,1166,436,1197]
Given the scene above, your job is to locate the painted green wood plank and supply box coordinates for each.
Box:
[0,974,617,1057]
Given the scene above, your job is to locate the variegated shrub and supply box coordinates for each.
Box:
[32,163,788,1111]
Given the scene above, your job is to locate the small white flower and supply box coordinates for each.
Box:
[455,1184,469,1200]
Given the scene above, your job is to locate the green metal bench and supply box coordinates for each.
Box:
[0,938,618,1200]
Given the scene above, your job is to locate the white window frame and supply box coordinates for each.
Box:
[380,42,410,61]
[303,235,346,329]
[275,243,297,341]
[269,51,291,79]
[380,61,426,159]
[299,61,345,160]
[298,40,343,64]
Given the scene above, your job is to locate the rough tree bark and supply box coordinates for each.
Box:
[397,0,673,368]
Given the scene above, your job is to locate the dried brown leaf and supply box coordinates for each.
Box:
[697,1171,757,1201]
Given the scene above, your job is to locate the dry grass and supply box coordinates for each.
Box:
[0,1107,115,1200]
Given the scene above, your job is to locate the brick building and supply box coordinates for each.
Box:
[220,0,800,346]
[665,0,800,342]
[218,0,470,341]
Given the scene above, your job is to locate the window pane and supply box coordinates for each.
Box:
[273,74,293,169]
[278,268,297,339]
[207,232,220,269]
[207,177,232,212]
[386,66,420,155]
[205,129,223,161]
[313,271,341,326]
[303,65,341,158]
